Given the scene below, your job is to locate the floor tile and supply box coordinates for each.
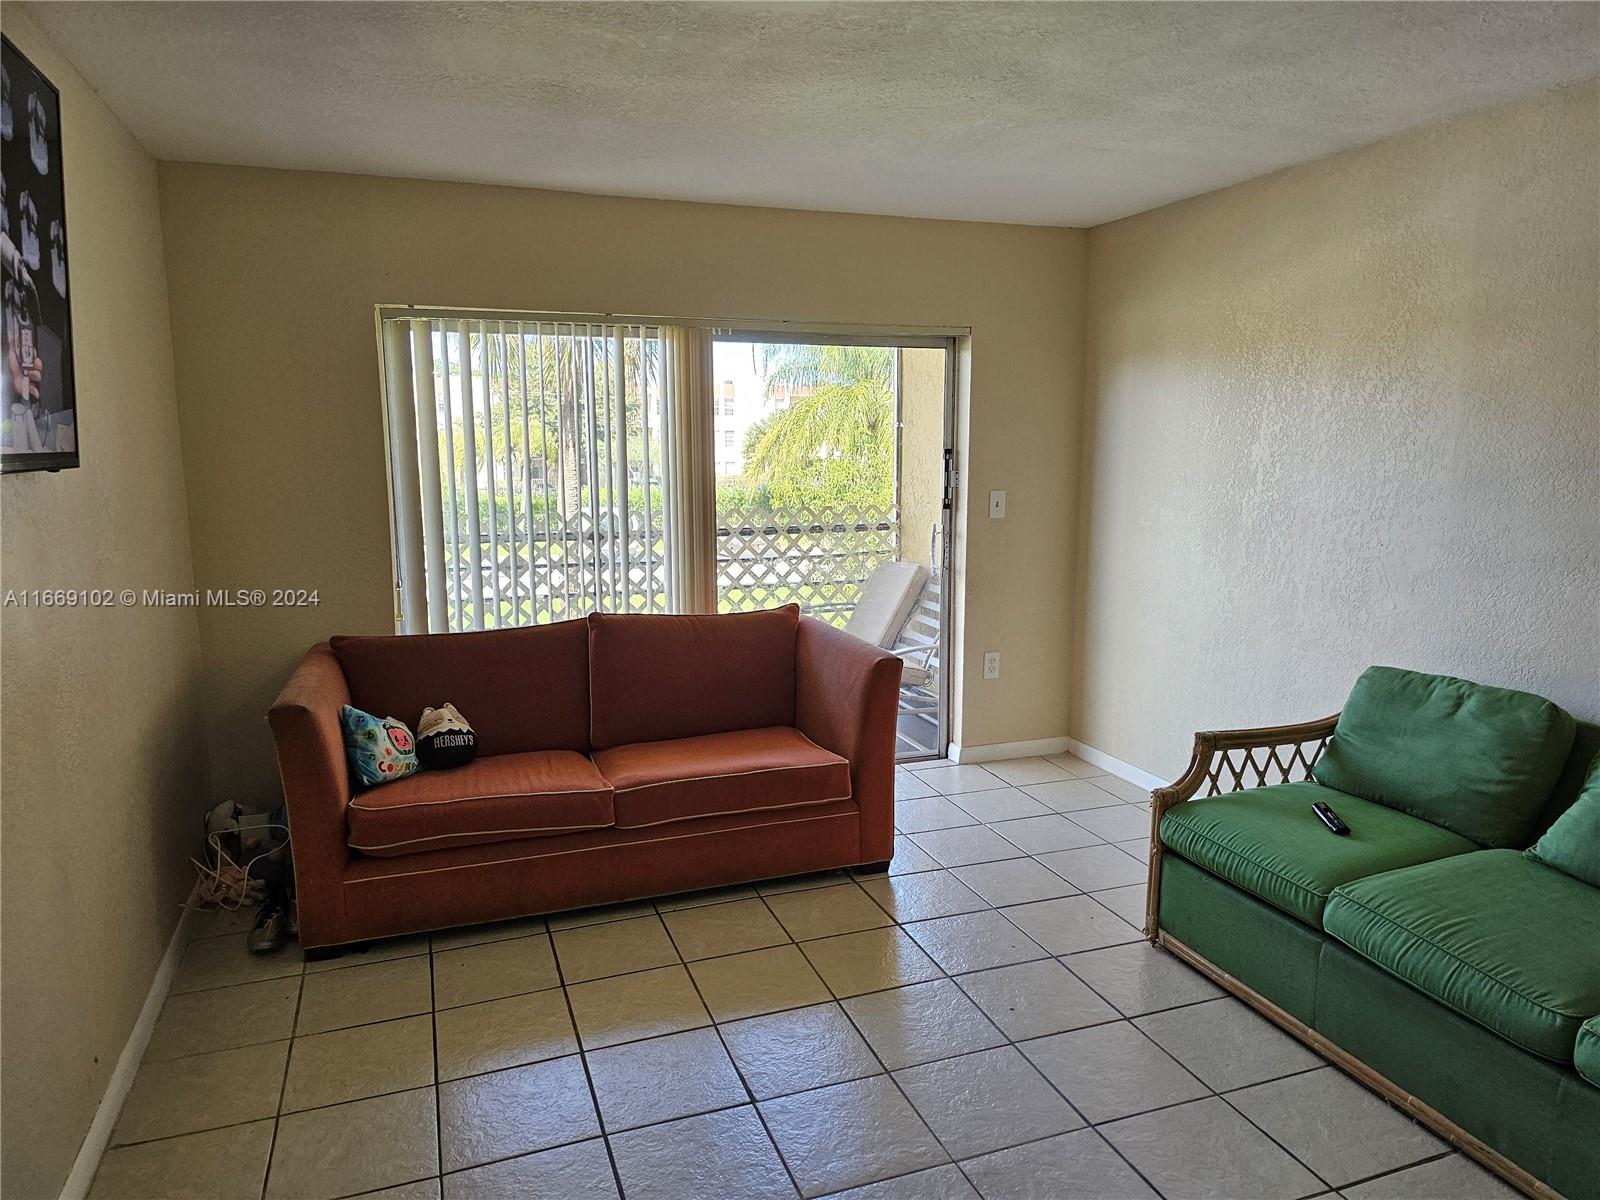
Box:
[1340,1154,1519,1199]
[267,1087,438,1200]
[721,1002,882,1099]
[843,979,1006,1069]
[1090,883,1147,928]
[351,1181,442,1200]
[959,1128,1159,1200]
[586,1026,747,1131]
[895,795,980,833]
[758,870,853,895]
[1000,895,1142,955]
[656,883,760,911]
[434,987,578,1079]
[953,857,1078,906]
[905,758,953,771]
[1021,1020,1208,1123]
[910,826,1029,868]
[281,1013,435,1112]
[883,836,942,874]
[1101,1096,1322,1200]
[296,954,433,1034]
[993,814,1104,855]
[443,1137,618,1200]
[1135,996,1320,1091]
[859,868,989,922]
[982,757,1077,787]
[955,958,1121,1041]
[949,788,1053,823]
[1022,778,1125,812]
[547,898,658,929]
[903,909,1046,973]
[689,944,832,1020]
[113,1040,287,1144]
[1064,942,1224,1015]
[185,905,261,943]
[1228,1067,1448,1187]
[553,914,681,983]
[1042,753,1109,779]
[438,1054,599,1172]
[896,1044,1082,1159]
[432,934,559,1009]
[170,934,301,994]
[895,770,941,801]
[90,1119,274,1200]
[610,1105,797,1200]
[1113,838,1150,864]
[823,1164,979,1199]
[567,963,710,1049]
[918,764,1005,795]
[1064,803,1152,843]
[800,927,944,997]
[1089,776,1153,804]
[304,935,431,974]
[429,914,546,952]
[143,977,299,1062]
[661,897,790,959]
[767,883,892,940]
[1036,844,1147,891]
[761,1075,948,1198]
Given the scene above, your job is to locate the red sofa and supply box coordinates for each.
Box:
[268,605,902,952]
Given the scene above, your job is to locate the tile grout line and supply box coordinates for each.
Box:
[257,965,306,1200]
[547,926,630,1200]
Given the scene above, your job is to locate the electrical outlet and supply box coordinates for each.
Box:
[989,490,1007,519]
[983,651,1001,679]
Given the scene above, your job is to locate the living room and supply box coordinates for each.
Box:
[1,3,1596,1199]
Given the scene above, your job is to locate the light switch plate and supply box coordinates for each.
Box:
[989,490,1007,518]
[983,651,1001,679]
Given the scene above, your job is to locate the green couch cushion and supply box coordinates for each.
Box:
[1526,755,1600,887]
[1311,666,1575,848]
[1160,781,1478,928]
[1325,849,1600,1062]
[1576,1017,1600,1088]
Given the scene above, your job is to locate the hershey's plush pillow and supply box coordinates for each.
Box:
[417,703,477,770]
[1312,666,1575,848]
[340,705,419,787]
[1527,755,1600,888]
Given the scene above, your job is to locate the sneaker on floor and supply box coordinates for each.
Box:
[248,900,288,954]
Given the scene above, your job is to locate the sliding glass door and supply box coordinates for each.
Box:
[380,311,954,759]
[710,334,953,758]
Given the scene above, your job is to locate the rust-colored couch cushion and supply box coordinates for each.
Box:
[347,750,613,856]
[587,607,799,750]
[595,725,852,829]
[331,620,591,755]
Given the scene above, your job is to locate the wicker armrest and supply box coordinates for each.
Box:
[1145,713,1338,939]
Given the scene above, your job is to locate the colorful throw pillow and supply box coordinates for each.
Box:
[340,705,419,787]
[417,703,477,770]
[1526,755,1600,888]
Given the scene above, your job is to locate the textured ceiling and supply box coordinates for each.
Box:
[20,1,1600,226]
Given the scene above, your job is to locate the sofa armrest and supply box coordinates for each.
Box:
[268,642,354,940]
[795,618,903,863]
[1146,713,1339,940]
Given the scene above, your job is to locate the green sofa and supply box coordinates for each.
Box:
[1148,667,1600,1200]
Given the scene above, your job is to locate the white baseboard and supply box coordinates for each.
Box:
[1062,736,1169,792]
[59,902,196,1200]
[945,736,1072,764]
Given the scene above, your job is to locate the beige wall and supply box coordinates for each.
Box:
[0,13,208,1197]
[156,166,1086,794]
[1074,81,1600,780]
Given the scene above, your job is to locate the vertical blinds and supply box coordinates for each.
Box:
[381,317,712,633]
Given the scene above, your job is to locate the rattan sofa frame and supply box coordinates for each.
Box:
[1143,714,1558,1200]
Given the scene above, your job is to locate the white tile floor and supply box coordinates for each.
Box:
[93,754,1518,1200]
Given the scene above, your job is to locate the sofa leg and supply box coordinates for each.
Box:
[858,859,892,874]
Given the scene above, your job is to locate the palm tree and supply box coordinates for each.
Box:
[743,344,895,512]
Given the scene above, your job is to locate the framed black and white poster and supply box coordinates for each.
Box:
[2,35,76,474]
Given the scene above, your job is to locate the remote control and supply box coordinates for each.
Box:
[1312,801,1350,835]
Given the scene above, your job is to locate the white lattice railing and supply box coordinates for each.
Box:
[442,505,896,630]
